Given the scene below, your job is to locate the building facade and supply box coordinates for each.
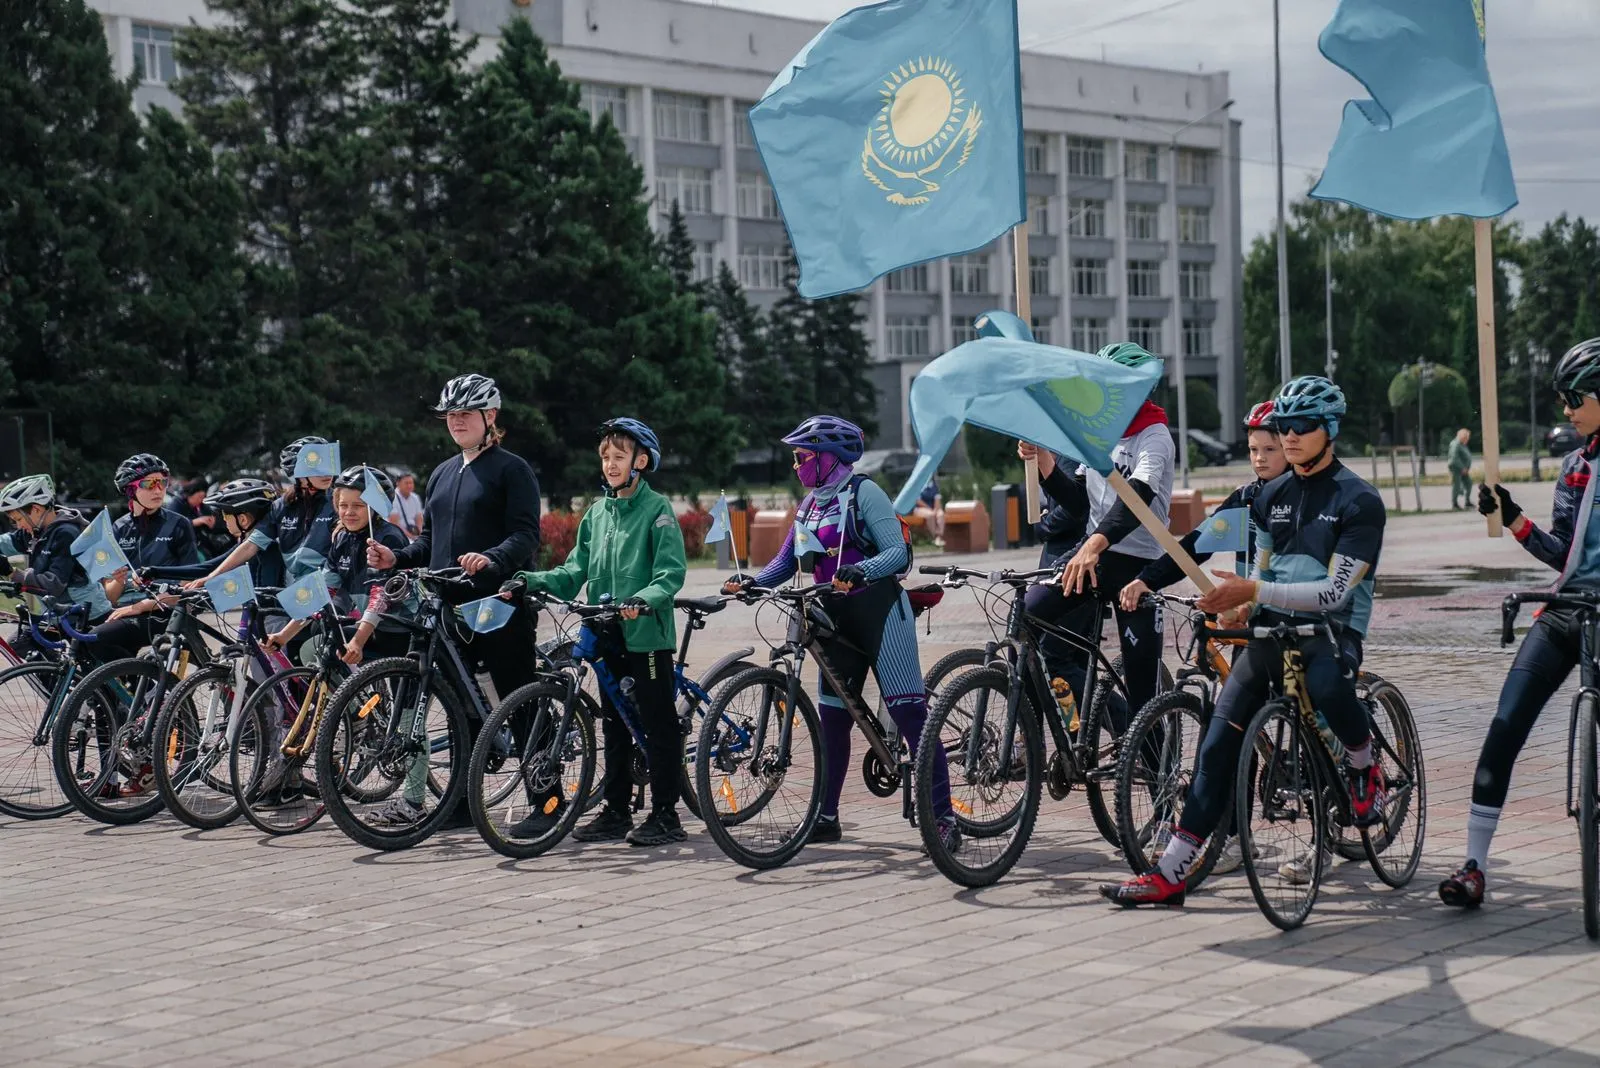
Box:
[92,0,1245,447]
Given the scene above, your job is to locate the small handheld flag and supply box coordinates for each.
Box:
[1192,508,1250,554]
[705,495,732,544]
[75,527,131,583]
[70,509,114,558]
[360,470,393,521]
[460,595,515,634]
[277,571,333,621]
[292,441,342,479]
[204,565,256,614]
[793,521,825,563]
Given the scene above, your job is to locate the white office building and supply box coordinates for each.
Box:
[93,0,1244,447]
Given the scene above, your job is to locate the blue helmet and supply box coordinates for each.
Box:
[599,417,661,472]
[1273,375,1347,439]
[782,415,866,463]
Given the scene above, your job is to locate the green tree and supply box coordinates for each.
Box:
[658,200,703,304]
[1388,363,1472,455]
[707,263,791,480]
[768,255,879,440]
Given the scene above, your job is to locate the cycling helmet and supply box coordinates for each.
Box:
[332,464,395,499]
[598,418,661,472]
[114,453,169,493]
[433,373,502,413]
[1096,341,1162,369]
[1553,338,1600,399]
[1243,401,1277,431]
[0,474,56,513]
[781,416,866,463]
[206,478,279,521]
[280,435,331,475]
[1272,375,1346,439]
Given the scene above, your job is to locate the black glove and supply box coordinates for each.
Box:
[725,574,753,590]
[498,576,527,599]
[620,596,652,617]
[833,564,867,589]
[1478,483,1521,526]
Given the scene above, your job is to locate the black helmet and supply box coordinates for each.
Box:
[332,464,394,499]
[114,453,169,493]
[206,478,278,521]
[1553,338,1600,401]
[279,435,331,475]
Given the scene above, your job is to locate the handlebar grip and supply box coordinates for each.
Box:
[59,610,96,643]
[917,565,947,576]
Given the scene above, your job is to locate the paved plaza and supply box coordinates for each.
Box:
[5,501,1600,1067]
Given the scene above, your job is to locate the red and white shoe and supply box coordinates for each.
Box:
[1099,870,1186,908]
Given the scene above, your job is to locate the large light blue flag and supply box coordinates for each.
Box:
[750,0,1025,299]
[1192,508,1250,554]
[70,509,114,558]
[277,571,332,621]
[292,441,341,479]
[204,564,256,614]
[459,595,515,635]
[892,338,1162,514]
[1309,0,1515,220]
[974,309,1033,342]
[705,494,732,544]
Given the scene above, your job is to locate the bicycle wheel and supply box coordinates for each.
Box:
[0,661,74,819]
[1113,689,1225,891]
[152,664,245,830]
[916,667,1044,888]
[695,667,822,870]
[924,648,987,707]
[232,667,325,835]
[1236,699,1326,931]
[1361,679,1427,889]
[314,657,470,851]
[679,658,758,823]
[1578,692,1599,940]
[51,657,173,826]
[469,681,597,859]
[1080,657,1174,849]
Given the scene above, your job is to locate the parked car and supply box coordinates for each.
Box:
[855,449,920,480]
[1172,428,1236,468]
[1548,423,1583,456]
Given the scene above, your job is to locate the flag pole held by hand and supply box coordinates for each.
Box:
[1107,471,1213,593]
[1012,223,1043,523]
[1474,218,1503,537]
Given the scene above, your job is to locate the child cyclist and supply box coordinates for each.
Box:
[195,436,338,590]
[501,419,690,847]
[0,475,111,655]
[723,415,957,851]
[1442,337,1600,908]
[92,454,201,661]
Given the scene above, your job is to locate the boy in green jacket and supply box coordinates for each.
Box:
[510,418,689,847]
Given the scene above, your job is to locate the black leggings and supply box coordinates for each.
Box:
[1177,630,1368,842]
[1472,610,1584,810]
[598,648,680,815]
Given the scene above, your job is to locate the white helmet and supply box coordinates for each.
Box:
[0,474,56,512]
[433,373,502,413]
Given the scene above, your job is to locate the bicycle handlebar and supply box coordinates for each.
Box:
[1207,621,1327,643]
[1500,589,1600,647]
[529,589,653,619]
[57,606,96,643]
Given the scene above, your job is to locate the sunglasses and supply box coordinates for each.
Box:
[1271,416,1326,436]
[792,449,816,465]
[1559,389,1593,411]
[136,476,169,492]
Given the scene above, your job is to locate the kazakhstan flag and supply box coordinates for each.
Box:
[1193,508,1250,554]
[750,0,1024,299]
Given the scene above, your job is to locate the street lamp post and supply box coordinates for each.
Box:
[1273,0,1292,387]
[1416,359,1433,478]
[1528,343,1547,482]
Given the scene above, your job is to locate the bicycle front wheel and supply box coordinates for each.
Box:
[153,663,244,830]
[1236,700,1326,931]
[679,657,758,823]
[232,667,325,836]
[1360,678,1426,889]
[695,667,822,870]
[51,658,173,826]
[469,681,597,860]
[1113,689,1224,891]
[1579,692,1600,940]
[0,661,74,819]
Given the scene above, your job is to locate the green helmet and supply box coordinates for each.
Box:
[1096,341,1162,369]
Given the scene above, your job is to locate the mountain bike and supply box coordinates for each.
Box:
[0,592,100,819]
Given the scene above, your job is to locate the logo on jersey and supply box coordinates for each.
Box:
[1271,504,1293,523]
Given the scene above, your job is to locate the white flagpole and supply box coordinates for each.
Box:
[1013,223,1042,524]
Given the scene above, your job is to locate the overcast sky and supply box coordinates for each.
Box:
[712,0,1600,244]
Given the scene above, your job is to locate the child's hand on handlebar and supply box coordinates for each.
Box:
[1119,579,1151,613]
[620,597,649,621]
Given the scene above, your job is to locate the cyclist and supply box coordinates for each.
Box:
[1441,337,1600,908]
[0,474,110,654]
[1100,375,1388,908]
[724,415,957,850]
[92,454,201,661]
[194,436,338,589]
[365,373,542,828]
[1015,341,1173,730]
[503,419,689,846]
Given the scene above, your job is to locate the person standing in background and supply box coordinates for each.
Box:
[390,471,425,538]
[1448,428,1473,511]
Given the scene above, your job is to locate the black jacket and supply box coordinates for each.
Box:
[394,445,541,599]
[328,518,408,615]
[113,507,198,572]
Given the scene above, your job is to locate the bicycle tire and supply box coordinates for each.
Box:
[924,648,987,707]
[314,656,470,851]
[916,666,1044,888]
[1084,657,1174,850]
[1113,689,1224,891]
[1580,692,1599,940]
[152,663,244,830]
[678,658,758,822]
[695,667,822,870]
[51,657,173,826]
[469,681,597,859]
[1236,699,1326,930]
[0,661,75,819]
[232,667,326,836]
[1360,679,1426,889]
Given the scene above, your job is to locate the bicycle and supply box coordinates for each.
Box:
[913,565,1171,888]
[0,591,102,819]
[467,590,757,859]
[1501,589,1600,939]
[1231,615,1425,930]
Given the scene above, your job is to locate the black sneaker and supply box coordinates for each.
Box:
[627,808,688,847]
[508,807,562,840]
[808,815,842,843]
[920,815,962,856]
[572,806,633,842]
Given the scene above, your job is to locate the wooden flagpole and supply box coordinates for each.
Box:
[1108,472,1215,593]
[1014,223,1043,523]
[1475,217,1503,537]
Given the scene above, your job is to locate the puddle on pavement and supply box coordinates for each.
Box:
[1376,564,1547,600]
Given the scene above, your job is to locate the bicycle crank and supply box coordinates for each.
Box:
[861,749,901,798]
[1046,750,1073,800]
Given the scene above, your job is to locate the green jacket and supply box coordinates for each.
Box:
[517,480,686,652]
[1447,439,1472,474]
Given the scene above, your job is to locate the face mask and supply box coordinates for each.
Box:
[795,453,833,489]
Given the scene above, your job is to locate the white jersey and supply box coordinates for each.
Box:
[1075,422,1174,560]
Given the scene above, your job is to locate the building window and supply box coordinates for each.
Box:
[951,316,980,346]
[1031,318,1052,345]
[1124,142,1161,182]
[884,264,929,292]
[1027,194,1052,236]
[1029,256,1052,297]
[885,315,932,358]
[949,253,991,295]
[1071,258,1108,298]
[736,171,778,219]
[579,83,629,133]
[734,102,757,147]
[1129,317,1164,354]
[1067,198,1105,238]
[1177,148,1213,186]
[1183,319,1214,358]
[1125,202,1161,242]
[1071,317,1109,352]
[693,241,717,284]
[1179,261,1212,300]
[738,243,786,290]
[1127,260,1163,298]
[1067,135,1105,178]
[656,166,714,215]
[132,23,178,85]
[1025,132,1052,175]
[1178,205,1212,244]
[655,91,713,143]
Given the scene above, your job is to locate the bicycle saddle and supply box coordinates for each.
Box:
[674,596,726,615]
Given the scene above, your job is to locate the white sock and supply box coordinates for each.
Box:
[1156,830,1202,883]
[1346,740,1373,770]
[1465,803,1500,870]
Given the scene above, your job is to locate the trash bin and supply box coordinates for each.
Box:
[1167,488,1206,537]
[944,500,991,553]
[747,507,795,568]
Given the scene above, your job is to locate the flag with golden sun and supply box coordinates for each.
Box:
[749,0,1024,299]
